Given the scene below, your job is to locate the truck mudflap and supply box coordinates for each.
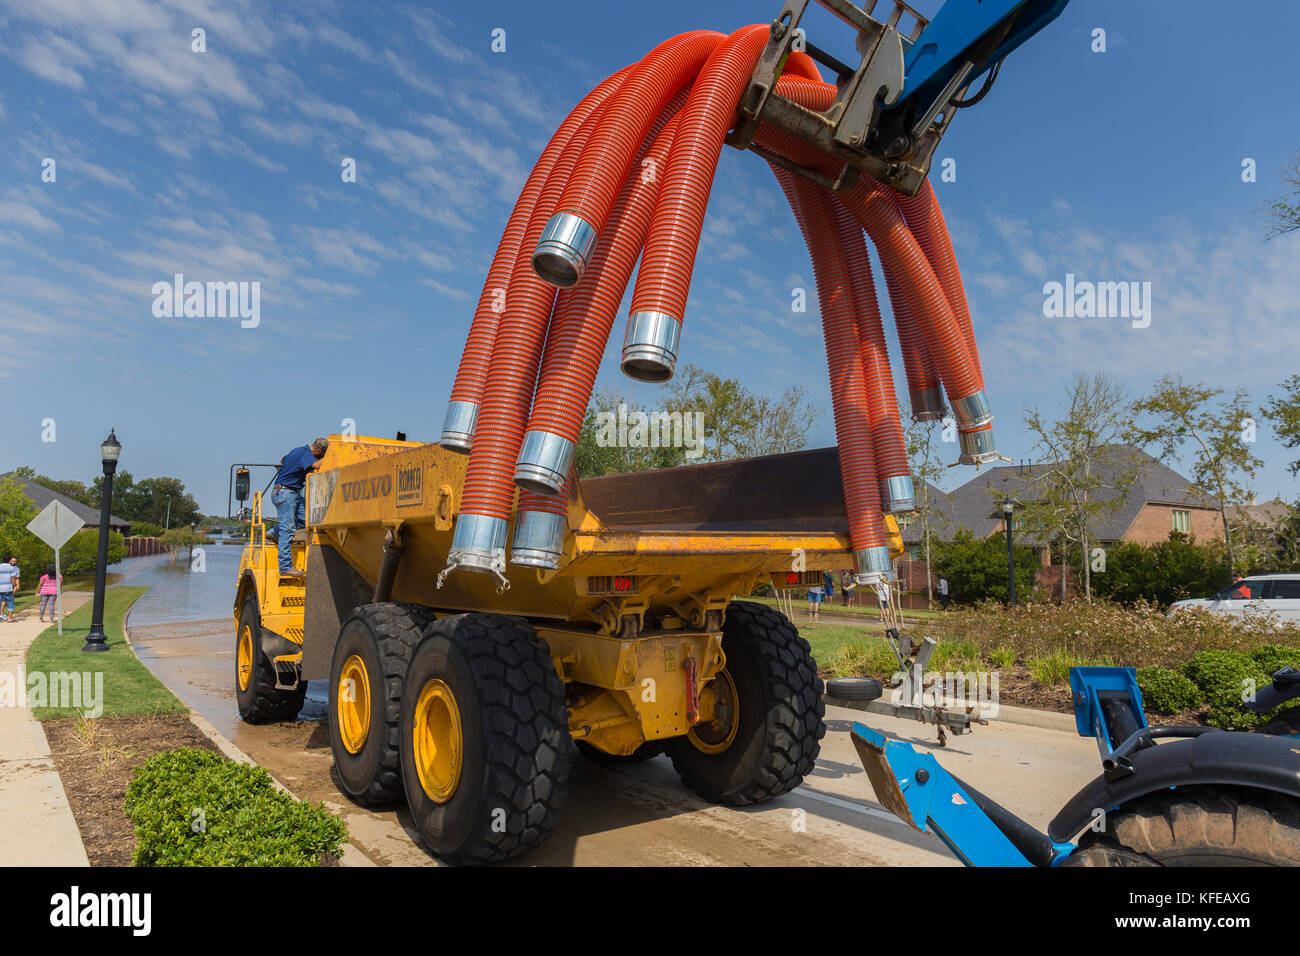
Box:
[1047,728,1300,843]
[850,723,1071,866]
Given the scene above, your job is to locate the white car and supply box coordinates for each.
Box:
[1169,574,1300,623]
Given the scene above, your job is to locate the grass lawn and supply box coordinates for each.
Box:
[797,622,895,674]
[13,573,95,613]
[25,586,187,719]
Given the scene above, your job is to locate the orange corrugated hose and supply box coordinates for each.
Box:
[773,166,890,564]
[515,91,689,496]
[457,94,614,529]
[623,24,769,381]
[533,31,725,288]
[831,197,912,511]
[879,257,945,419]
[440,66,631,450]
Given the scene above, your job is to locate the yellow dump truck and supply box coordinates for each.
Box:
[233,435,902,863]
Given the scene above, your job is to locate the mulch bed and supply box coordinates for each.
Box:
[42,715,219,866]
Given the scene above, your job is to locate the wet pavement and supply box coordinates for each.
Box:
[121,547,1101,866]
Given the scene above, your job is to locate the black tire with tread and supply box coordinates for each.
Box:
[666,600,825,805]
[236,592,307,724]
[328,602,438,807]
[400,613,571,865]
[1063,784,1300,866]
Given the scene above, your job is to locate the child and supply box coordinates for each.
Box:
[38,563,62,623]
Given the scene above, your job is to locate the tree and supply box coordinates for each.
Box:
[1019,373,1141,601]
[114,476,201,528]
[666,363,821,461]
[161,527,207,563]
[931,529,1039,605]
[1129,375,1262,572]
[7,467,97,508]
[574,391,689,479]
[1262,150,1300,239]
[1263,375,1300,476]
[903,418,949,606]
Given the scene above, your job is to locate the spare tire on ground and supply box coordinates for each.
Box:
[826,677,884,701]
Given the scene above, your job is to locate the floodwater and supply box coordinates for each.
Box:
[108,538,246,627]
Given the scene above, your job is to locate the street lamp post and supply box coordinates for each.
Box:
[82,429,121,653]
[1003,499,1016,607]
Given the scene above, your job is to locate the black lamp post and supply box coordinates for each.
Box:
[1003,499,1016,607]
[82,429,121,653]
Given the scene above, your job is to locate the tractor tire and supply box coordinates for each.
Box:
[235,592,307,724]
[328,602,437,807]
[399,613,571,865]
[575,740,665,763]
[666,600,825,805]
[1062,785,1300,866]
[1257,708,1300,737]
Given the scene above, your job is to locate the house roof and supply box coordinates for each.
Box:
[0,473,131,530]
[1230,498,1291,528]
[902,445,1216,547]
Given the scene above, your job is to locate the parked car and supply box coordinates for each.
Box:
[1168,573,1300,622]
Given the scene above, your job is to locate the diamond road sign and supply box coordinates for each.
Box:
[26,500,85,550]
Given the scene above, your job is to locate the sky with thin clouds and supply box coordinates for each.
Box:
[2,0,1298,514]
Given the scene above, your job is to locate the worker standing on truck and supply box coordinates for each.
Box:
[270,438,329,577]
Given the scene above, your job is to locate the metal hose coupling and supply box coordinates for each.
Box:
[510,509,567,570]
[621,310,681,383]
[439,400,478,453]
[514,430,575,496]
[439,513,511,590]
[951,388,993,429]
[909,386,947,423]
[532,212,598,288]
[958,424,1000,466]
[854,545,895,586]
[879,475,917,514]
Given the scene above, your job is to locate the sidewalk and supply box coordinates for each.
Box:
[0,593,93,866]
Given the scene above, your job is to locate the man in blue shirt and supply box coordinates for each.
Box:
[270,438,329,576]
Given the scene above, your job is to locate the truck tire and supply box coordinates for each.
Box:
[666,600,825,805]
[575,740,665,763]
[235,592,307,724]
[1063,785,1300,866]
[399,613,571,865]
[329,602,437,807]
[826,676,884,701]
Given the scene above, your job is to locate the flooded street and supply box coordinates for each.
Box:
[120,544,1096,867]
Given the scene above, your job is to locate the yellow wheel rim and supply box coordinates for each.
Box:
[689,669,740,755]
[237,625,253,692]
[412,679,463,803]
[337,654,371,755]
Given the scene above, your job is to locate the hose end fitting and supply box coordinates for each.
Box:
[533,212,598,288]
[957,424,1000,466]
[854,545,895,586]
[447,514,510,575]
[510,509,567,570]
[621,310,681,383]
[909,386,947,422]
[514,430,575,496]
[952,389,993,429]
[439,400,478,454]
[880,475,917,514]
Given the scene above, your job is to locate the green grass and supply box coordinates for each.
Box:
[25,586,187,719]
[12,574,95,612]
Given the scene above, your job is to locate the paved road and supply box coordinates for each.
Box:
[128,617,1101,867]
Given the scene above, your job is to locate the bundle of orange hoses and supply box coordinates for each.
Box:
[437,25,995,586]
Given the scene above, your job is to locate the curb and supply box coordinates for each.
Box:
[825,693,1077,734]
[123,614,376,868]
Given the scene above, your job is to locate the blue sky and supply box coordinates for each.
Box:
[2,0,1298,515]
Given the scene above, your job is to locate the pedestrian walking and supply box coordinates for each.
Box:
[38,563,62,623]
[936,576,950,610]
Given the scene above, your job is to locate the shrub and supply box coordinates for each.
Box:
[129,521,166,539]
[1249,644,1300,679]
[1136,667,1201,714]
[930,529,1040,605]
[1027,650,1090,686]
[125,748,346,866]
[1182,650,1270,730]
[987,646,1016,670]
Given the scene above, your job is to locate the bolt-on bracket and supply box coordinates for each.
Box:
[727,0,1072,195]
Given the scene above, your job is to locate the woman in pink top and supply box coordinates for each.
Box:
[38,564,61,623]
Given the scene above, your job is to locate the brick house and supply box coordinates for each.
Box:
[895,445,1224,596]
